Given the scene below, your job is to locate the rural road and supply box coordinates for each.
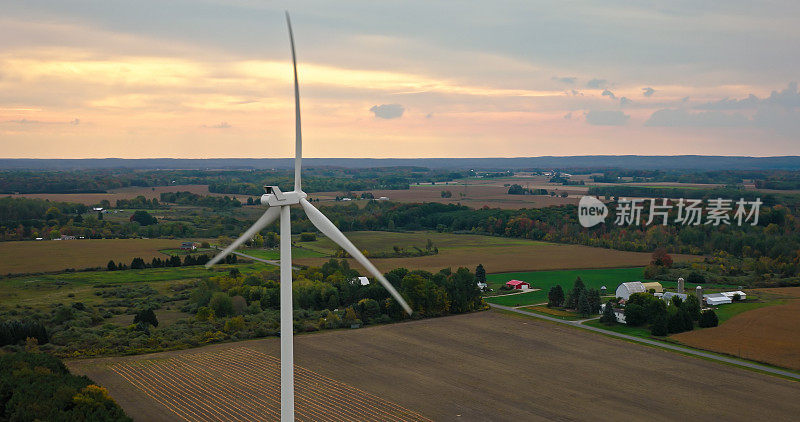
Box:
[490,303,800,381]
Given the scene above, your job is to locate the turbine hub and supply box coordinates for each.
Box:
[261,185,306,206]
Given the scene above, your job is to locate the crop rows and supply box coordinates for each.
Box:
[109,347,430,422]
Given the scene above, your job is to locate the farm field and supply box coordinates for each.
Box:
[310,177,584,209]
[671,287,800,371]
[295,231,698,274]
[0,238,213,274]
[8,184,255,205]
[67,311,800,421]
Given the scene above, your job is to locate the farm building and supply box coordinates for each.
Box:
[506,280,530,290]
[350,276,370,286]
[642,282,663,293]
[477,280,488,290]
[662,292,687,304]
[721,291,747,300]
[615,282,646,300]
[180,241,198,250]
[704,293,732,306]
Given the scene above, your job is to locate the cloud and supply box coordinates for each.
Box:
[369,104,405,119]
[586,78,607,89]
[70,118,80,125]
[695,94,759,110]
[601,89,617,100]
[584,110,629,126]
[644,109,750,127]
[568,89,584,96]
[425,113,433,119]
[552,76,577,84]
[642,87,655,97]
[563,111,572,120]
[619,97,632,107]
[763,82,800,109]
[204,122,231,129]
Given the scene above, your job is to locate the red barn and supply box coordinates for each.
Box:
[506,280,530,290]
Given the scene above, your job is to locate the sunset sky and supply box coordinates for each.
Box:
[1,1,799,158]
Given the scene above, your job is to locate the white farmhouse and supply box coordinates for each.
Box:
[616,281,646,300]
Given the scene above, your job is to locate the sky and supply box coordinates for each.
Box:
[1,0,799,159]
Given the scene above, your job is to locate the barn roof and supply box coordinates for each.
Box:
[618,282,646,293]
[506,280,529,286]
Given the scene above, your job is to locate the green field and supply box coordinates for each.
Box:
[240,247,327,260]
[485,267,649,306]
[484,267,730,307]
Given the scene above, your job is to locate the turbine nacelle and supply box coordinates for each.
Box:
[261,185,306,207]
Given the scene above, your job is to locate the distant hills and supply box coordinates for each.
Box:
[1,156,799,171]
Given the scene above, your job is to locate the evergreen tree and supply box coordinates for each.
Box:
[475,264,486,285]
[577,289,591,317]
[548,285,565,308]
[683,295,702,321]
[567,277,586,309]
[107,260,116,271]
[699,309,719,327]
[599,301,617,324]
[587,288,602,314]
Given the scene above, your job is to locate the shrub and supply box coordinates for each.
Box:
[133,308,159,328]
[224,316,245,333]
[650,312,668,336]
[624,303,646,326]
[299,232,317,242]
[699,310,719,328]
[209,292,234,317]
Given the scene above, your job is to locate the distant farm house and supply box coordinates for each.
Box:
[180,241,198,251]
[506,280,530,290]
[349,276,370,286]
[59,235,76,240]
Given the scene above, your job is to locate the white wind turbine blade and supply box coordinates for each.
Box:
[300,198,413,315]
[286,11,302,192]
[205,206,281,267]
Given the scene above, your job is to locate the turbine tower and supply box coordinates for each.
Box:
[206,12,413,421]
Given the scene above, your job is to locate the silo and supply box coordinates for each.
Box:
[696,285,703,304]
[677,277,685,294]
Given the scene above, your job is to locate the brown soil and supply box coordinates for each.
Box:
[68,311,800,421]
[671,287,800,370]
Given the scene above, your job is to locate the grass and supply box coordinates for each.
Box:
[0,238,214,275]
[0,262,271,306]
[518,305,582,320]
[583,319,654,338]
[486,267,649,304]
[239,247,327,260]
[485,267,731,305]
[483,291,543,307]
[713,299,780,323]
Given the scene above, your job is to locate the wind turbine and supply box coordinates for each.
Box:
[206,12,413,421]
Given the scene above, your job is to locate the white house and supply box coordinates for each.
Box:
[616,281,646,300]
[354,276,370,286]
[477,281,488,291]
[601,303,626,323]
[704,293,732,306]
